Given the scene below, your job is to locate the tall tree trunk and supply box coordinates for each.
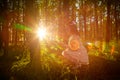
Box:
[0,35,2,50]
[58,0,70,43]
[99,12,103,41]
[106,0,111,42]
[2,0,9,56]
[118,4,120,40]
[94,3,99,41]
[13,0,18,45]
[114,1,118,41]
[83,12,87,40]
[58,0,62,38]
[44,0,48,25]
[82,1,87,40]
[90,16,93,41]
[24,0,40,66]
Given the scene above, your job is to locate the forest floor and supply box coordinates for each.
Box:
[0,55,120,80]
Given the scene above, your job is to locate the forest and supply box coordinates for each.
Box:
[0,0,120,80]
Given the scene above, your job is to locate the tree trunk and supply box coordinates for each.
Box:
[99,12,103,41]
[0,30,2,50]
[24,0,40,65]
[90,16,93,41]
[106,0,111,42]
[2,0,9,56]
[114,1,118,41]
[94,3,98,41]
[82,1,87,40]
[58,0,70,43]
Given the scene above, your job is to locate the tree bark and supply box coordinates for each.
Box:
[94,3,99,41]
[82,1,87,40]
[114,1,119,41]
[24,0,40,64]
[106,0,111,42]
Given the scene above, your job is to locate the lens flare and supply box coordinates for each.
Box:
[36,28,47,40]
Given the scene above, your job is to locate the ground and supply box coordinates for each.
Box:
[0,54,120,80]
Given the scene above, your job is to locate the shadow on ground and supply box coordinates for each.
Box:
[0,55,120,80]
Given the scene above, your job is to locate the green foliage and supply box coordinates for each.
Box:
[10,45,30,72]
[39,41,67,79]
[8,37,120,80]
[88,40,120,61]
[9,40,75,80]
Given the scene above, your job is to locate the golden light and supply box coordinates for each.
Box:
[87,42,93,50]
[36,27,47,40]
[87,42,92,45]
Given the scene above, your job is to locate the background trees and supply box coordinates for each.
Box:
[0,0,120,61]
[0,0,120,80]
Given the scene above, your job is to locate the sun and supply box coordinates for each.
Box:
[36,27,47,40]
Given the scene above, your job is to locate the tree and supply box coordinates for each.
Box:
[94,0,99,41]
[106,0,112,43]
[1,0,10,56]
[24,0,40,64]
[114,0,119,41]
